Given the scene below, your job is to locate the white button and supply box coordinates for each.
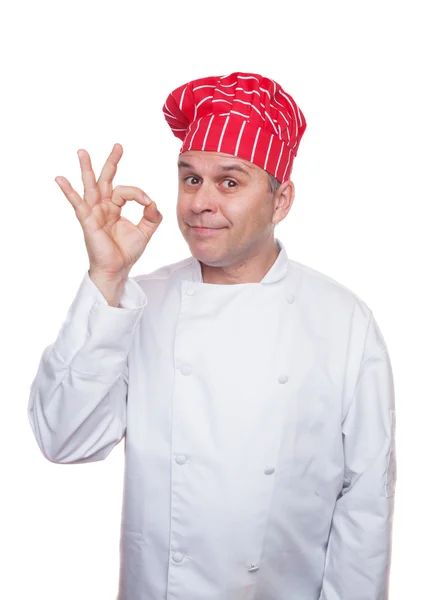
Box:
[286,293,295,304]
[172,551,184,563]
[278,374,288,384]
[264,466,275,475]
[186,289,195,296]
[248,563,259,572]
[180,365,192,376]
[175,455,187,465]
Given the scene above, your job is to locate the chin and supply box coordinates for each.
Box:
[188,243,224,265]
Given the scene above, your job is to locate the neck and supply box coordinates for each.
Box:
[201,240,280,285]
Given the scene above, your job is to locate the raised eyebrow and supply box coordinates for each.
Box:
[177,160,195,170]
[217,164,251,176]
[177,161,250,177]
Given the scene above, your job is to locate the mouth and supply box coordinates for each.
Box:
[190,226,225,234]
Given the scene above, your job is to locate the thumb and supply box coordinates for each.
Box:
[138,198,163,228]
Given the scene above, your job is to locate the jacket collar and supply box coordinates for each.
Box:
[190,237,289,284]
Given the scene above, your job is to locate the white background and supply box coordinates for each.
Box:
[1,0,425,598]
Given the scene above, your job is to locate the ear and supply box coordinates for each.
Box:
[272,180,295,225]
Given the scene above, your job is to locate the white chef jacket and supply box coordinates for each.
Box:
[28,237,396,600]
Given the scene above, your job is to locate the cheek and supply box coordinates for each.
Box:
[237,199,268,227]
[176,196,188,217]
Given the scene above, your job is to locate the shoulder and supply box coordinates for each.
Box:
[289,258,388,353]
[289,258,370,310]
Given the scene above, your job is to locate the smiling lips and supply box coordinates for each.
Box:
[190,225,225,235]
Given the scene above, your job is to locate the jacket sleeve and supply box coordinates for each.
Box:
[320,312,397,600]
[27,271,147,464]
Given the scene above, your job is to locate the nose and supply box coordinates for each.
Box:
[189,182,218,214]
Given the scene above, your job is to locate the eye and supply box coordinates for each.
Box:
[221,179,237,189]
[184,176,201,185]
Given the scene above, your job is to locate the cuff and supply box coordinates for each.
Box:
[54,271,147,373]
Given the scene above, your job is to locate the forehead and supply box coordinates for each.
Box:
[179,150,258,173]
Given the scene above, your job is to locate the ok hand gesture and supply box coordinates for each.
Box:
[55,143,163,280]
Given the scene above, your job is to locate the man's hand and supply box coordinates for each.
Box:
[55,143,163,282]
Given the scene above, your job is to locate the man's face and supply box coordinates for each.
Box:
[176,150,285,267]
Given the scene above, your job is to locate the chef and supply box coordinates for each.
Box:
[28,72,396,600]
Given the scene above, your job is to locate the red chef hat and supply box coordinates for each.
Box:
[163,72,306,183]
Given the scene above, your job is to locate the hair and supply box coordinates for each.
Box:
[267,172,281,194]
[267,173,282,229]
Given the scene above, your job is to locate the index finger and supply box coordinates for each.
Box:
[97,143,124,201]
